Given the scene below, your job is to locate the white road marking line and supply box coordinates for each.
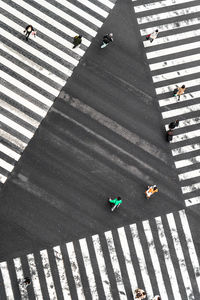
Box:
[179,169,200,181]
[137,5,200,24]
[61,94,167,163]
[0,261,14,300]
[33,0,96,37]
[172,143,200,156]
[27,253,43,300]
[1,86,47,118]
[156,79,200,95]
[182,182,200,194]
[162,104,200,119]
[66,242,85,300]
[0,173,7,183]
[2,71,53,107]
[94,0,114,9]
[0,129,27,150]
[79,238,99,300]
[0,143,20,161]
[172,129,200,143]
[0,158,14,172]
[159,91,200,107]
[147,41,200,59]
[167,213,194,299]
[141,18,200,35]
[185,196,200,207]
[104,231,126,300]
[150,54,200,71]
[92,234,113,300]
[153,66,200,83]
[179,210,200,293]
[0,27,72,78]
[77,0,109,17]
[40,249,58,300]
[55,0,103,27]
[144,29,200,48]
[13,257,28,299]
[0,99,39,128]
[0,114,34,139]
[142,220,168,300]
[1,56,59,97]
[118,227,138,292]
[134,0,197,13]
[130,223,153,298]
[0,43,66,87]
[155,217,181,300]
[175,155,200,168]
[53,246,72,300]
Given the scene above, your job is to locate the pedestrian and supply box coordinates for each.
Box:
[169,119,179,130]
[174,85,186,101]
[152,296,161,300]
[145,185,158,199]
[73,35,82,48]
[146,29,159,43]
[23,277,31,286]
[134,288,147,299]
[24,25,35,41]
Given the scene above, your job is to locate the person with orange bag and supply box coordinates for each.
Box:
[145,185,158,199]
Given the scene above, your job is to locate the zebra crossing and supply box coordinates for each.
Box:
[133,0,200,207]
[0,209,199,299]
[0,0,116,186]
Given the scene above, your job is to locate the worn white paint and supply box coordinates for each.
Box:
[40,249,58,300]
[27,253,43,300]
[155,216,181,300]
[167,213,194,299]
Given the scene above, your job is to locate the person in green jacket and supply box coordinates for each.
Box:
[109,197,122,211]
[73,35,82,48]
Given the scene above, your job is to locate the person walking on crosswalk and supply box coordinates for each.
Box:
[169,119,179,130]
[24,25,35,41]
[21,277,31,287]
[152,296,161,300]
[146,29,159,43]
[145,185,158,199]
[73,35,82,48]
[174,85,186,101]
[134,288,147,299]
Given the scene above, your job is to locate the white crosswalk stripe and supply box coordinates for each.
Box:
[0,209,199,299]
[133,0,200,207]
[0,0,117,186]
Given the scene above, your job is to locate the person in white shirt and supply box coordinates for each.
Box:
[149,29,159,43]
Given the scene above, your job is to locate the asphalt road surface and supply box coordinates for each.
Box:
[0,0,200,299]
[0,0,184,257]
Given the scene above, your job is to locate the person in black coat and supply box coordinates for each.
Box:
[169,119,179,129]
[73,35,82,48]
[24,25,34,40]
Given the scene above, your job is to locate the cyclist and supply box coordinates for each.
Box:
[103,33,113,44]
[109,196,122,211]
[145,185,158,199]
